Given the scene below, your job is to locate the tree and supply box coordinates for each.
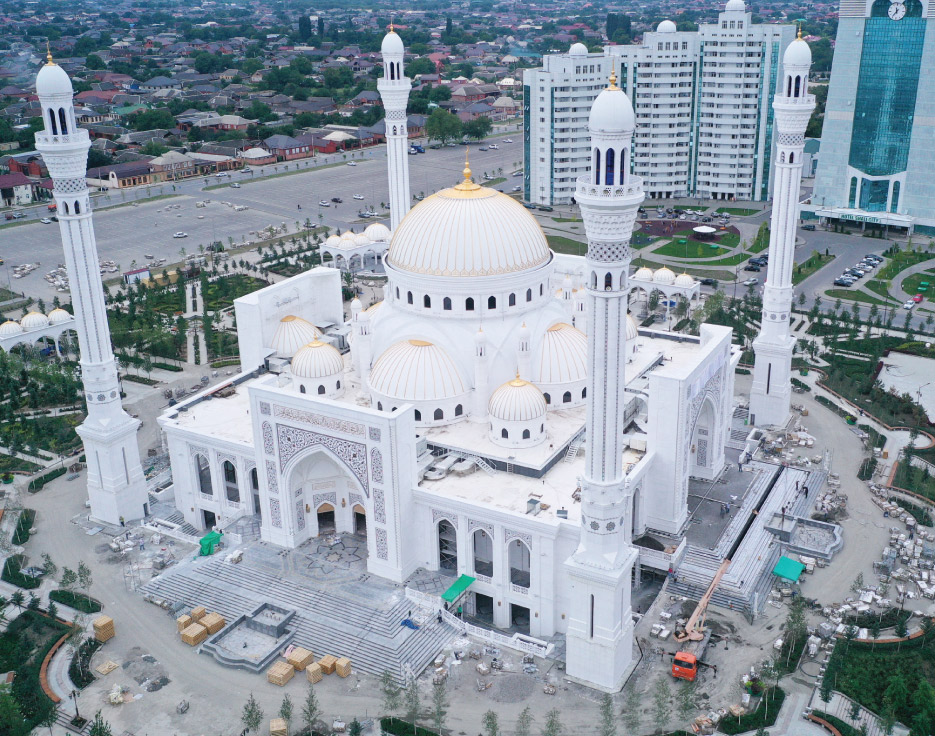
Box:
[242,692,263,732]
[318,17,325,37]
[37,697,57,736]
[85,53,106,70]
[463,116,492,141]
[140,140,169,157]
[431,679,448,733]
[446,17,453,35]
[483,710,500,736]
[298,15,312,41]
[77,561,93,607]
[279,694,293,733]
[425,109,462,145]
[89,710,113,736]
[348,719,362,736]
[516,706,534,736]
[0,689,28,736]
[677,679,697,720]
[652,679,672,730]
[623,685,641,733]
[9,590,24,612]
[784,597,807,666]
[541,708,563,736]
[404,676,420,725]
[599,693,616,736]
[301,685,320,733]
[381,670,401,714]
[41,553,57,578]
[47,601,58,620]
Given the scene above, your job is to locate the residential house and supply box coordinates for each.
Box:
[86,161,154,190]
[149,150,196,181]
[0,172,34,206]
[263,134,311,161]
[136,76,182,92]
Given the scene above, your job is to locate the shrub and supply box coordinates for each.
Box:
[718,687,785,734]
[49,589,102,614]
[27,466,67,492]
[210,359,241,368]
[844,606,912,630]
[68,638,102,689]
[810,711,862,736]
[11,509,35,545]
[857,457,877,480]
[380,717,441,736]
[2,554,40,589]
[153,362,183,372]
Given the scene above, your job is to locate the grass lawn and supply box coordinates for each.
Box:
[715,206,759,217]
[877,250,935,281]
[632,256,737,282]
[823,288,892,307]
[482,177,506,187]
[902,271,935,301]
[749,238,770,253]
[865,279,900,304]
[547,235,587,256]
[792,253,835,285]
[0,453,41,473]
[681,253,749,267]
[654,240,731,259]
[551,216,582,223]
[0,413,84,454]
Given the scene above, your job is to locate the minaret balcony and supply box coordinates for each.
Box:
[35,129,90,147]
[773,93,815,108]
[575,176,644,208]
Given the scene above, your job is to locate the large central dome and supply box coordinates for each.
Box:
[388,165,551,277]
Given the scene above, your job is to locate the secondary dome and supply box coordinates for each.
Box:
[589,80,636,133]
[325,234,341,247]
[388,168,550,277]
[270,315,321,357]
[354,233,370,246]
[725,0,746,10]
[784,36,811,68]
[626,314,639,341]
[657,20,677,32]
[538,323,587,383]
[36,59,73,97]
[364,222,391,241]
[568,42,589,56]
[369,339,465,401]
[489,376,547,422]
[653,267,676,285]
[291,340,344,379]
[48,308,71,325]
[20,311,49,330]
[0,320,23,336]
[674,273,695,288]
[381,30,405,55]
[633,266,654,281]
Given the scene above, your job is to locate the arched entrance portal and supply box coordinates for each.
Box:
[286,447,368,539]
[690,397,716,479]
[317,503,335,533]
[353,503,366,536]
[437,520,457,573]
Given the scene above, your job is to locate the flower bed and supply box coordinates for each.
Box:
[48,589,102,614]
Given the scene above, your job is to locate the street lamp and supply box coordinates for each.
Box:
[70,688,80,720]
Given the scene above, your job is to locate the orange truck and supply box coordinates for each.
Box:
[671,558,730,681]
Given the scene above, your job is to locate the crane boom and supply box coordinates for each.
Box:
[675,558,731,643]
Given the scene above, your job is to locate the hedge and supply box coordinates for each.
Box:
[380,718,441,736]
[843,606,912,631]
[48,589,102,614]
[811,711,861,736]
[2,554,41,589]
[68,637,102,689]
[153,362,183,372]
[857,457,877,481]
[210,359,241,368]
[718,687,786,734]
[12,509,35,545]
[28,466,67,492]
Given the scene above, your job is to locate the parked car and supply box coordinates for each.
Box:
[353,194,365,200]
[538,205,554,212]
[503,138,514,143]
[346,161,357,166]
[699,277,717,286]
[412,144,425,153]
[242,167,252,172]
[864,254,883,262]
[172,232,188,238]
[702,216,713,223]
[802,224,816,231]
[488,144,499,150]
[40,218,52,224]
[318,200,330,207]
[231,183,241,188]
[903,300,915,310]
[331,197,343,203]
[479,147,489,151]
[833,278,855,287]
[512,171,523,177]
[912,294,924,303]
[742,277,759,286]
[743,264,761,272]
[512,186,522,192]
[523,203,536,209]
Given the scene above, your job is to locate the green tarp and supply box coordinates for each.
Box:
[772,556,805,583]
[441,574,476,603]
[199,530,223,556]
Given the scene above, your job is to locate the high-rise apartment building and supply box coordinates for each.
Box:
[811,0,935,234]
[523,1,794,205]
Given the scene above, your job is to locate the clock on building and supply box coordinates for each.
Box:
[888,1,907,19]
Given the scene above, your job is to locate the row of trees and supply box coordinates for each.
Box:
[424,109,493,145]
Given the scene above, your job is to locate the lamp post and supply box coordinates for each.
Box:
[70,688,80,720]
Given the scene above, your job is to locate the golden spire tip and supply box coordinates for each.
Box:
[608,67,618,90]
[46,41,55,66]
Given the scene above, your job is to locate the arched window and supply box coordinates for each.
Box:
[473,529,493,576]
[389,63,395,80]
[336,380,341,389]
[786,76,792,97]
[407,291,413,304]
[455,404,463,416]
[488,295,496,309]
[593,147,601,185]
[619,149,626,185]
[223,461,240,503]
[793,76,801,97]
[434,408,444,420]
[48,109,58,135]
[522,429,530,439]
[605,149,615,185]
[543,393,551,405]
[509,539,531,588]
[299,385,306,393]
[562,391,572,403]
[780,152,785,164]
[443,296,452,310]
[74,200,80,214]
[605,273,613,290]
[396,62,401,79]
[501,428,509,438]
[414,409,422,421]
[396,287,400,299]
[526,288,532,302]
[318,385,325,395]
[509,293,516,306]
[424,294,431,308]
[58,108,68,135]
[539,284,544,296]
[63,202,69,215]
[195,454,212,496]
[789,153,794,164]
[540,424,544,433]
[582,387,587,399]
[250,467,259,492]
[377,401,383,410]
[465,297,475,311]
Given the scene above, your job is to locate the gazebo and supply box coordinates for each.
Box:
[692,225,718,240]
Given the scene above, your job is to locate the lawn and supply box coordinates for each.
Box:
[0,453,41,473]
[546,235,587,256]
[0,413,84,454]
[631,231,658,249]
[654,240,731,259]
[823,288,892,307]
[865,279,899,303]
[551,216,583,223]
[902,271,935,301]
[715,206,759,217]
[681,253,749,267]
[877,249,935,282]
[201,274,268,311]
[792,253,835,285]
[482,177,506,187]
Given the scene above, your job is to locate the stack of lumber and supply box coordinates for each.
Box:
[270,718,287,736]
[318,654,337,675]
[335,657,352,678]
[306,662,323,683]
[267,661,294,686]
[93,616,115,643]
[176,614,193,632]
[287,646,314,671]
[180,623,207,646]
[200,612,225,635]
[190,606,206,622]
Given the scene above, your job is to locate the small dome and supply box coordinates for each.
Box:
[325,234,341,247]
[725,0,746,9]
[291,340,344,379]
[653,267,676,285]
[568,42,589,56]
[784,37,812,68]
[382,30,405,56]
[364,222,392,241]
[340,230,356,242]
[370,340,465,401]
[0,320,23,336]
[36,60,73,97]
[270,315,322,357]
[657,20,677,32]
[48,308,71,325]
[489,376,547,422]
[626,314,639,341]
[351,297,363,311]
[633,266,654,281]
[354,233,370,246]
[538,323,587,384]
[674,272,695,288]
[20,311,50,330]
[589,85,635,134]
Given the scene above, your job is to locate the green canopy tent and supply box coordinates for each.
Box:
[199,530,223,556]
[772,556,805,583]
[441,574,475,605]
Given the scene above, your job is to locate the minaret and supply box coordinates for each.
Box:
[564,72,644,691]
[377,25,412,231]
[750,33,815,428]
[34,54,147,524]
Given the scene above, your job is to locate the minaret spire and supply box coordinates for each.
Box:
[377,27,412,231]
[33,59,148,524]
[749,36,815,427]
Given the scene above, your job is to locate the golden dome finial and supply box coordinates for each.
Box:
[390,18,395,32]
[46,41,55,66]
[608,67,619,90]
[797,25,803,40]
[453,148,480,192]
